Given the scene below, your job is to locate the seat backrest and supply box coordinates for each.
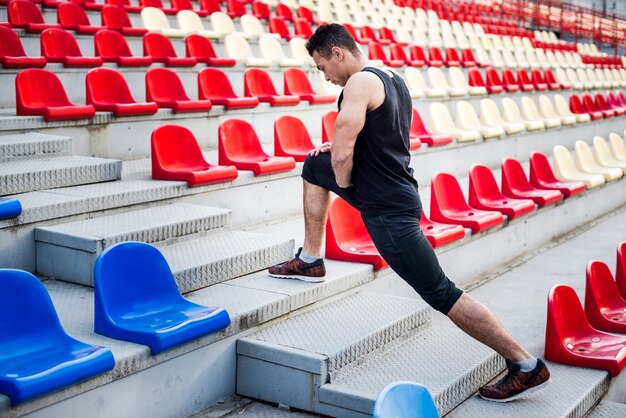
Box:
[501,97,523,122]
[502,157,533,191]
[94,242,185,321]
[379,26,396,43]
[322,110,337,142]
[145,67,190,101]
[368,41,387,61]
[274,115,314,152]
[546,285,593,349]
[480,98,504,125]
[538,95,557,117]
[0,26,27,56]
[469,164,503,201]
[569,94,585,113]
[244,68,279,96]
[429,102,456,130]
[224,33,254,60]
[275,2,293,20]
[185,34,217,59]
[409,108,429,136]
[592,136,615,164]
[283,67,314,95]
[200,0,222,14]
[360,25,377,41]
[389,43,408,61]
[143,32,178,58]
[290,36,312,63]
[594,93,610,111]
[530,151,560,184]
[259,34,286,60]
[171,0,194,11]
[456,100,480,128]
[94,28,133,58]
[581,93,598,112]
[8,0,45,26]
[240,14,264,36]
[609,133,626,161]
[447,67,467,88]
[531,68,546,84]
[211,11,235,34]
[428,46,443,61]
[16,68,72,110]
[40,27,83,59]
[58,2,91,27]
[141,6,170,31]
[574,140,599,169]
[517,68,532,84]
[468,69,486,87]
[296,5,314,22]
[485,67,502,86]
[293,17,313,38]
[427,67,448,88]
[585,260,625,317]
[86,67,136,104]
[197,67,238,99]
[521,96,541,119]
[226,0,246,16]
[101,4,133,29]
[177,9,204,32]
[553,94,571,116]
[617,242,626,297]
[269,16,290,38]
[431,172,471,212]
[327,197,372,251]
[218,118,267,159]
[151,124,208,170]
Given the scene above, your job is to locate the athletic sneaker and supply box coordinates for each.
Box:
[479,358,551,402]
[268,248,326,283]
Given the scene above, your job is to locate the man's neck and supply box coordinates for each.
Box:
[347,55,370,78]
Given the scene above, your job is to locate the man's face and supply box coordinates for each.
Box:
[312,47,348,87]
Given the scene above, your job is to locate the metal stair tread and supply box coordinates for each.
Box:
[0,132,71,160]
[586,400,626,418]
[0,155,119,175]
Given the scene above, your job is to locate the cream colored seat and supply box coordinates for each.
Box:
[259,34,304,67]
[224,34,272,66]
[514,49,529,68]
[473,23,485,36]
[609,133,626,161]
[575,140,623,181]
[594,68,612,89]
[502,36,514,51]
[449,67,486,96]
[553,145,605,188]
[428,102,480,142]
[521,96,561,128]
[474,46,491,67]
[177,10,219,39]
[456,100,504,139]
[491,35,505,50]
[575,68,594,89]
[554,94,590,123]
[428,67,466,97]
[554,68,573,88]
[488,48,504,68]
[427,30,443,48]
[603,68,620,88]
[401,15,415,30]
[525,49,541,68]
[501,97,544,131]
[241,14,278,39]
[585,68,603,89]
[455,32,469,49]
[502,49,518,68]
[462,21,475,37]
[545,50,559,68]
[563,51,580,68]
[538,95,576,126]
[404,67,432,98]
[593,136,626,174]
[512,36,525,50]
[554,50,568,68]
[442,30,457,48]
[316,6,334,24]
[521,37,533,50]
[480,98,525,135]
[141,7,187,37]
[396,27,413,45]
[534,48,550,69]
[566,68,584,89]
[212,12,250,39]
[412,30,428,47]
[290,37,315,67]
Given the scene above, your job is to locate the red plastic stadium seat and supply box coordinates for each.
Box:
[545,284,626,377]
[419,210,465,248]
[185,34,235,66]
[426,47,444,67]
[390,43,421,67]
[461,48,479,67]
[94,29,152,66]
[274,2,293,22]
[325,197,387,270]
[617,242,626,299]
[225,0,245,18]
[570,94,602,120]
[501,68,521,92]
[8,0,61,32]
[543,68,566,89]
[40,28,103,67]
[16,68,96,120]
[468,164,536,220]
[139,0,176,14]
[296,5,316,24]
[583,93,612,118]
[106,0,142,13]
[594,93,619,117]
[408,45,428,67]
[343,23,369,45]
[360,25,384,44]
[172,0,208,15]
[197,67,258,109]
[274,115,315,161]
[607,92,626,115]
[143,32,196,66]
[529,152,585,198]
[469,69,499,93]
[410,108,452,147]
[151,124,238,186]
[380,26,404,46]
[0,26,46,67]
[430,172,504,233]
[321,110,337,143]
[251,0,269,20]
[200,0,222,14]
[243,68,300,106]
[57,2,104,34]
[283,68,336,104]
[485,67,505,94]
[146,67,212,112]
[293,17,313,38]
[517,68,535,91]
[501,158,562,207]
[86,68,158,116]
[530,68,549,91]
[74,0,105,11]
[218,119,296,176]
[101,5,148,36]
[444,47,461,67]
[269,16,294,40]
[584,260,626,334]
[369,41,403,67]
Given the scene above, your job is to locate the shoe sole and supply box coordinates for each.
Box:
[479,377,552,403]
[269,273,326,283]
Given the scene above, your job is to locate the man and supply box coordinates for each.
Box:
[268,24,550,402]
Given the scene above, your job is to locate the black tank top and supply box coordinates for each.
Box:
[338,66,420,217]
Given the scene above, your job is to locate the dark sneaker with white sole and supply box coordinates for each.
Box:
[479,358,551,402]
[268,248,326,283]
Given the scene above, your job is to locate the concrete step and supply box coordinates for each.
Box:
[0,155,121,195]
[0,132,71,162]
[236,292,432,413]
[587,400,626,417]
[34,203,231,285]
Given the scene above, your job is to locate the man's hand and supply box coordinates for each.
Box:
[309,142,332,157]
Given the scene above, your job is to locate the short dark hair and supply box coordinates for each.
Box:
[305,23,360,59]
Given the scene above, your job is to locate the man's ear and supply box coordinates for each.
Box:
[331,46,344,60]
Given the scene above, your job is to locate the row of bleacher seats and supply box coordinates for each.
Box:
[0,241,231,405]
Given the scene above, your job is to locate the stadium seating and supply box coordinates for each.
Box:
[469,68,502,94]
[583,93,613,119]
[596,92,623,117]
[94,29,153,66]
[143,32,197,66]
[100,4,148,36]
[172,0,209,16]
[419,210,465,248]
[16,68,96,120]
[269,16,295,40]
[86,68,158,116]
[499,68,521,93]
[592,136,626,174]
[41,28,103,67]
[373,381,440,418]
[479,98,525,135]
[609,133,626,161]
[428,102,480,142]
[468,164,536,220]
[177,9,219,38]
[8,0,60,32]
[243,68,300,106]
[259,34,303,67]
[430,172,504,233]
[197,67,259,109]
[369,41,403,67]
[325,197,388,271]
[456,100,504,139]
[428,67,466,97]
[530,69,549,91]
[218,119,296,175]
[140,7,186,37]
[529,152,586,198]
[485,67,507,94]
[94,242,231,355]
[0,269,115,405]
[553,94,590,123]
[145,67,212,112]
[140,0,177,14]
[151,124,238,186]
[449,67,485,96]
[185,34,235,66]
[0,197,22,220]
[273,115,316,161]
[552,145,605,188]
[211,11,248,38]
[57,2,104,34]
[0,26,46,67]
[501,158,563,207]
[516,68,536,92]
[569,94,602,120]
[501,97,545,131]
[225,33,271,66]
[225,0,246,18]
[405,67,441,98]
[545,284,626,377]
[105,0,142,14]
[538,95,576,126]
[410,108,453,147]
[574,140,623,181]
[283,68,336,104]
[584,260,626,334]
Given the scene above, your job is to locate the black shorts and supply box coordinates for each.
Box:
[302,153,464,315]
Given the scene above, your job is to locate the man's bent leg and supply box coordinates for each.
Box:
[302,179,331,258]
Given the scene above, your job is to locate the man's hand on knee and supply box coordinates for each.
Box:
[309,142,332,157]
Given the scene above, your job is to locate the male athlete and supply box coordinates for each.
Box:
[269,24,550,402]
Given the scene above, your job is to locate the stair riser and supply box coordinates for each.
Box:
[0,137,71,162]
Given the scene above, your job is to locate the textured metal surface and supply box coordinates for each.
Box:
[221,401,325,417]
[159,230,294,293]
[244,292,431,374]
[0,132,71,161]
[586,400,626,418]
[0,156,122,195]
[321,313,503,416]
[35,203,230,252]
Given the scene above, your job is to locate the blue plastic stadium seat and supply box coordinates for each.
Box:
[0,197,22,220]
[373,381,440,418]
[0,269,114,406]
[94,242,231,355]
